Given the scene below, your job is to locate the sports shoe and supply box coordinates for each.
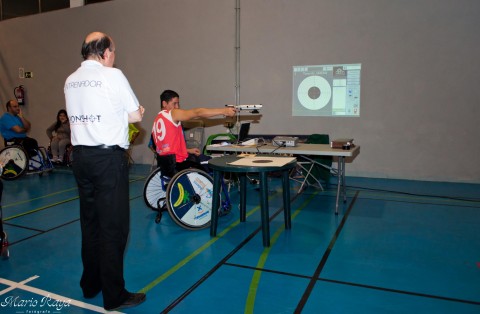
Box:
[105,292,146,311]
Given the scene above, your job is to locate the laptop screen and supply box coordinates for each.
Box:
[238,123,250,142]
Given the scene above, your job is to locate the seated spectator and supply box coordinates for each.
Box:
[46,109,71,163]
[0,99,39,157]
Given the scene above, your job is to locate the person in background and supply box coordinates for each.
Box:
[64,31,145,311]
[0,99,38,157]
[46,109,71,164]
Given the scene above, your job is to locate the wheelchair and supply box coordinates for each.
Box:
[0,141,54,181]
[143,154,232,230]
[47,143,73,167]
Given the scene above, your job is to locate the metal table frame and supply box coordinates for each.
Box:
[208,155,297,247]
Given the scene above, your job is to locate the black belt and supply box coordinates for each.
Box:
[75,145,125,151]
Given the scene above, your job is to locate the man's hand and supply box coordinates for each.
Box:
[223,107,237,117]
[187,148,201,156]
[128,105,144,123]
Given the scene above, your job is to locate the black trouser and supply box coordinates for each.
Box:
[156,153,209,177]
[72,145,130,309]
[176,159,206,173]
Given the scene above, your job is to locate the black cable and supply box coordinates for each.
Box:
[346,185,480,203]
[269,142,286,154]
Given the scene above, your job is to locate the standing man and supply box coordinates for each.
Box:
[0,99,39,157]
[64,31,145,311]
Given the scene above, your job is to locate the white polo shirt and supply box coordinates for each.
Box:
[64,60,139,149]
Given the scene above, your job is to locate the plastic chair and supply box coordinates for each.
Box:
[203,133,237,155]
[183,120,205,150]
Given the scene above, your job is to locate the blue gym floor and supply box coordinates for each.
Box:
[0,164,479,313]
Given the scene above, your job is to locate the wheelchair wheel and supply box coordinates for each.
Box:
[143,168,167,210]
[166,168,218,230]
[0,146,28,180]
[28,147,54,175]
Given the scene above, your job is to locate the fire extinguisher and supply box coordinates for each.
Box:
[14,85,26,106]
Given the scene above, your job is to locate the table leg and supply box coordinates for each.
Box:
[210,170,222,237]
[341,157,347,203]
[259,172,270,247]
[335,157,343,215]
[282,169,291,229]
[239,174,247,222]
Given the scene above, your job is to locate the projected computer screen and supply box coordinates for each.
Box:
[292,63,361,117]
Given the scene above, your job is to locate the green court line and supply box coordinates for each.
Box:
[3,187,79,209]
[129,175,148,182]
[301,188,478,207]
[138,195,266,294]
[138,188,292,294]
[243,187,480,313]
[3,176,146,221]
[351,190,480,206]
[4,197,79,221]
[244,191,320,314]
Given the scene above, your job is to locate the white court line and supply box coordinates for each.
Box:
[0,276,122,313]
[0,275,39,295]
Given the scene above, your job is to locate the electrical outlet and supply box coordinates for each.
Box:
[25,72,33,78]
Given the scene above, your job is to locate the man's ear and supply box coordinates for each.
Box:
[102,49,110,60]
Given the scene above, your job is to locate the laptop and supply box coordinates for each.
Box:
[237,123,250,142]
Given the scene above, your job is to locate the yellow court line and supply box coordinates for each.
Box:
[3,176,144,209]
[3,187,78,209]
[139,201,263,294]
[138,189,290,294]
[244,191,320,314]
[243,188,478,313]
[352,190,480,206]
[4,197,79,221]
[3,176,146,220]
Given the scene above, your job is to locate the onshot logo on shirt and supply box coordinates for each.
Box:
[69,114,102,124]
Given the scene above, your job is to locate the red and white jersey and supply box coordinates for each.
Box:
[151,110,188,163]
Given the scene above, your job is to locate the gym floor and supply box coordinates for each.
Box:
[0,164,479,313]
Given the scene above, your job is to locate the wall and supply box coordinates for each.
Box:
[0,0,479,183]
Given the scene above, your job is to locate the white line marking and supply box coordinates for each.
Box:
[0,276,123,313]
[0,275,39,295]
